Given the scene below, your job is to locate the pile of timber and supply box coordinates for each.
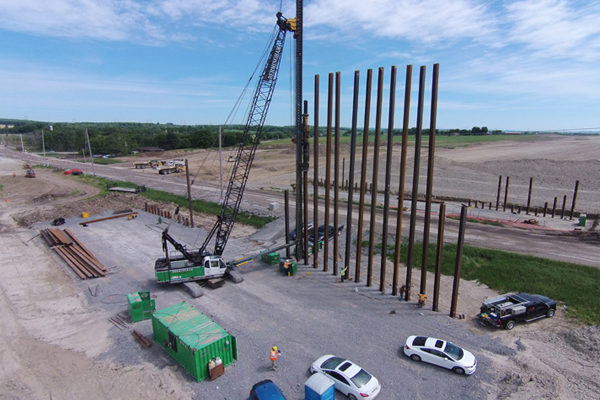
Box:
[40,228,106,279]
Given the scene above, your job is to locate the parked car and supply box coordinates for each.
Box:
[310,355,381,399]
[249,379,287,400]
[308,224,345,242]
[403,336,477,375]
[289,220,314,241]
[476,293,556,330]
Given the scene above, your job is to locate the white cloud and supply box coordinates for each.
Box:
[504,0,600,61]
[0,0,139,40]
[0,0,276,44]
[305,0,497,46]
[443,53,600,101]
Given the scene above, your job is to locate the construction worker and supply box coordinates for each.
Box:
[270,346,281,370]
[417,292,427,308]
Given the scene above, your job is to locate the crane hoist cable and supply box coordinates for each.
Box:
[190,22,281,193]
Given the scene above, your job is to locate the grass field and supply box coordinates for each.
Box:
[77,175,274,229]
[266,133,555,148]
[382,241,600,325]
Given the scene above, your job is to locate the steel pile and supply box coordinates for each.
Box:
[40,228,106,279]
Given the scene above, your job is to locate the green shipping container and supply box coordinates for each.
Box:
[152,302,238,382]
[261,252,280,265]
[127,291,155,322]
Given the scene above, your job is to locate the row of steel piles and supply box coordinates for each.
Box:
[301,64,468,317]
[495,176,581,219]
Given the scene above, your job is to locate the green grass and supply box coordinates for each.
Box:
[89,158,123,165]
[75,175,274,229]
[446,215,505,227]
[376,241,600,325]
[32,164,56,169]
[64,158,122,165]
[266,133,554,148]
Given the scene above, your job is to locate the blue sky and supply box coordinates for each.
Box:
[1,0,599,131]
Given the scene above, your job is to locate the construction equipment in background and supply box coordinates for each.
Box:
[150,159,167,168]
[157,159,186,175]
[133,161,150,169]
[155,12,296,297]
[25,168,35,178]
[134,159,167,169]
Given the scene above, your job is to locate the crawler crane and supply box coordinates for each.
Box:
[154,13,296,297]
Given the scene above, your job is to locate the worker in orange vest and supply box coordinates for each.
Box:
[270,346,281,370]
[417,292,427,308]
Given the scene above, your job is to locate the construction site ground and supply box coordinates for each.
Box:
[1,135,600,400]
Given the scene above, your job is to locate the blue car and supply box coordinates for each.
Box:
[249,379,287,400]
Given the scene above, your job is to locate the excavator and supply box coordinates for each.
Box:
[154,12,297,298]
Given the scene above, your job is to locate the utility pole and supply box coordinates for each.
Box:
[185,159,194,228]
[218,126,224,203]
[85,128,96,176]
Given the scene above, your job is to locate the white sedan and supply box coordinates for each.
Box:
[310,355,381,399]
[403,336,477,375]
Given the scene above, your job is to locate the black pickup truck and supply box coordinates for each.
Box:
[476,293,557,330]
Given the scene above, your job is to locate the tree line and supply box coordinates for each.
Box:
[1,120,295,155]
[1,119,502,156]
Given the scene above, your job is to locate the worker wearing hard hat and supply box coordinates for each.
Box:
[270,346,281,370]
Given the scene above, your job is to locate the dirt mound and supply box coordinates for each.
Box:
[560,325,600,356]
[14,192,149,228]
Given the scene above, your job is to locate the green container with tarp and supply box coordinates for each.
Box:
[261,252,280,265]
[127,291,155,322]
[152,302,237,382]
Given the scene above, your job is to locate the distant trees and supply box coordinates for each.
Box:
[0,121,298,155]
[471,126,489,133]
[0,118,510,155]
[444,126,496,135]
